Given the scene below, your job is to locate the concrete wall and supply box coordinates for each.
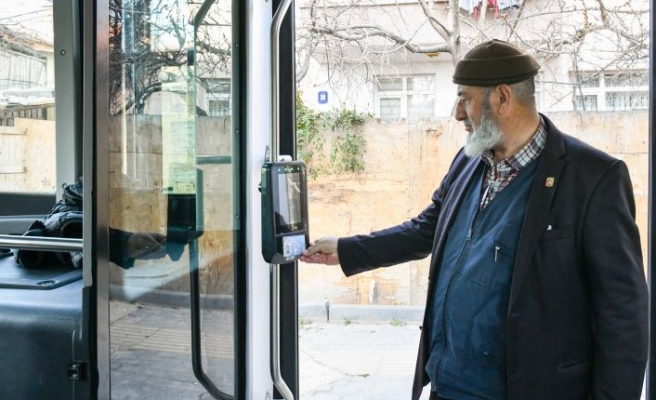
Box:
[108,116,236,296]
[0,117,56,192]
[299,111,649,306]
[0,112,648,306]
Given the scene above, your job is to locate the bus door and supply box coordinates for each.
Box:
[94,0,245,398]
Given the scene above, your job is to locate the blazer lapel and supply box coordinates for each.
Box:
[509,117,567,310]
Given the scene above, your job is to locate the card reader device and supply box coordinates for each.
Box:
[260,161,309,264]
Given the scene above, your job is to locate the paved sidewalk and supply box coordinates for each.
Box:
[110,299,433,399]
[300,319,431,399]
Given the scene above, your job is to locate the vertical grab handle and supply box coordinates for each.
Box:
[270,263,292,399]
[270,0,292,162]
[183,169,232,399]
[190,240,233,400]
[270,0,294,399]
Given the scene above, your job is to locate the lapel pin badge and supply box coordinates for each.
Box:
[545,177,555,187]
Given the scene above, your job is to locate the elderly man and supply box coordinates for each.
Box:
[301,39,648,400]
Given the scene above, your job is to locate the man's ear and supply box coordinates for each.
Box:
[494,84,513,115]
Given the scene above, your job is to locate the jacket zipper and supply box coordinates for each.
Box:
[435,205,482,382]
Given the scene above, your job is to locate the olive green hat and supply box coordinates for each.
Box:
[452,39,540,86]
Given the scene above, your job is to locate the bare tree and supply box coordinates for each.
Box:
[109,0,232,115]
[296,0,649,108]
[0,0,232,116]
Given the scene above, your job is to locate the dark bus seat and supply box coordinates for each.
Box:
[0,193,55,216]
[0,254,83,400]
[0,215,46,236]
[0,253,82,289]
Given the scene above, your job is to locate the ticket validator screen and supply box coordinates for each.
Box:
[273,166,304,233]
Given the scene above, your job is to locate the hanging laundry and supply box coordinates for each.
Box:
[460,0,479,14]
[472,0,499,18]
[498,0,522,12]
[463,0,522,18]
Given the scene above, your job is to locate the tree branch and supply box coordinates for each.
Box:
[310,24,449,54]
[418,0,451,40]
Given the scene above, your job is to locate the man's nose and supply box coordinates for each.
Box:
[454,102,467,121]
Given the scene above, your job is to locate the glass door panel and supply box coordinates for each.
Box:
[107,0,236,398]
[192,1,236,396]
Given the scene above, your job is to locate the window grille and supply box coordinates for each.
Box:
[571,71,647,111]
[203,78,231,116]
[375,75,436,119]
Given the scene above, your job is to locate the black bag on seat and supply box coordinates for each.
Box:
[14,180,84,269]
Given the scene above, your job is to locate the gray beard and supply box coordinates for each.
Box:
[464,110,503,158]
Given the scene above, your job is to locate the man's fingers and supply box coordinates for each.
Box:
[301,253,326,263]
[300,252,338,265]
[303,236,337,256]
[303,242,327,256]
[302,242,321,256]
[301,236,339,265]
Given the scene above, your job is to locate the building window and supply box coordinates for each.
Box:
[203,78,231,116]
[572,71,647,111]
[375,75,436,119]
[379,97,401,118]
[575,95,598,111]
[208,99,230,117]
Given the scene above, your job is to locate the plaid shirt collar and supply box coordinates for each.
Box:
[481,117,547,175]
[477,117,547,209]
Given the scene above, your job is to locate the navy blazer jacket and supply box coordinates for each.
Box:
[338,115,648,400]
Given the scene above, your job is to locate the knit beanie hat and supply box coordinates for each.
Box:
[452,39,540,86]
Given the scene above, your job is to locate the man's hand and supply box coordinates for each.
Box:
[126,232,167,260]
[301,236,340,265]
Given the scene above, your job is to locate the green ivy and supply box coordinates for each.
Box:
[296,91,369,179]
[296,91,324,179]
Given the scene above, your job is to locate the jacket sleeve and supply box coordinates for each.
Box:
[581,160,648,399]
[336,150,465,277]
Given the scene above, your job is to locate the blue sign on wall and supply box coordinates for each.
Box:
[318,91,328,104]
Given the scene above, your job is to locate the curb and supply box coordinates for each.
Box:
[300,303,424,322]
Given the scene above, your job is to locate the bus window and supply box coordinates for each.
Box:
[0,1,59,216]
